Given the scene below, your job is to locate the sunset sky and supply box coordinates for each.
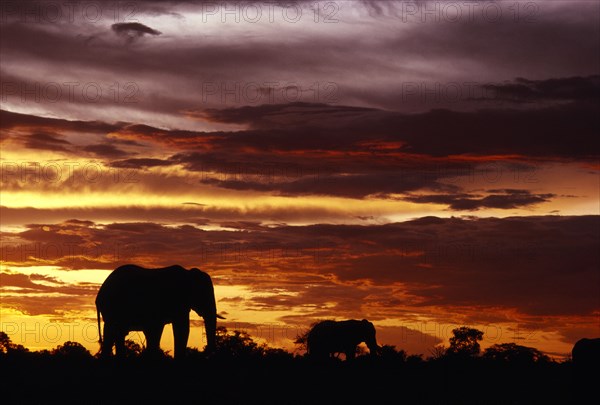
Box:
[1,0,599,359]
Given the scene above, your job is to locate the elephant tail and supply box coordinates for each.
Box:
[97,307,103,345]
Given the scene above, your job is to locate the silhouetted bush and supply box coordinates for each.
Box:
[483,342,551,364]
[379,344,407,362]
[214,326,263,358]
[406,353,425,365]
[211,326,294,363]
[51,341,93,360]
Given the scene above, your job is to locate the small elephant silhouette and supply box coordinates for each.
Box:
[96,264,223,359]
[571,337,600,400]
[307,319,379,360]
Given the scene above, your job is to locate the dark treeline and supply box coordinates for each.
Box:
[0,327,588,405]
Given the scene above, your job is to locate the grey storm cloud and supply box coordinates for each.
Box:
[1,1,598,119]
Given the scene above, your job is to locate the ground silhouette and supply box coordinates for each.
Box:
[0,329,589,405]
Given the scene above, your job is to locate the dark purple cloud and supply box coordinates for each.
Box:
[403,189,556,211]
[22,132,72,152]
[110,158,173,168]
[3,215,598,319]
[181,101,600,160]
[0,109,120,134]
[3,98,595,202]
[83,143,132,158]
[481,75,600,103]
[198,172,457,199]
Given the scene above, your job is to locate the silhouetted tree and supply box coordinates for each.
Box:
[483,343,550,364]
[51,341,92,360]
[0,332,29,355]
[447,327,484,357]
[0,331,12,354]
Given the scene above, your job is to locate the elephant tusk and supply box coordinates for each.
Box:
[216,314,226,319]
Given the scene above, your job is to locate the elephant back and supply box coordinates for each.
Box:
[96,264,189,316]
[572,337,600,369]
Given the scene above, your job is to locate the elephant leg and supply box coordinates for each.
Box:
[173,316,190,359]
[101,322,125,357]
[114,329,126,358]
[345,347,356,360]
[101,322,117,357]
[144,324,165,357]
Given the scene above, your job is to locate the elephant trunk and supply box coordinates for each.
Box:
[370,345,380,356]
[368,339,379,356]
[204,287,218,351]
[204,313,217,351]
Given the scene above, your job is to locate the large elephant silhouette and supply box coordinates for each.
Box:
[572,337,600,369]
[96,264,222,359]
[307,319,379,360]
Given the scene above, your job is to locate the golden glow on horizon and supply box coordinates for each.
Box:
[1,264,594,359]
[2,186,597,222]
[2,152,598,222]
[0,301,581,359]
